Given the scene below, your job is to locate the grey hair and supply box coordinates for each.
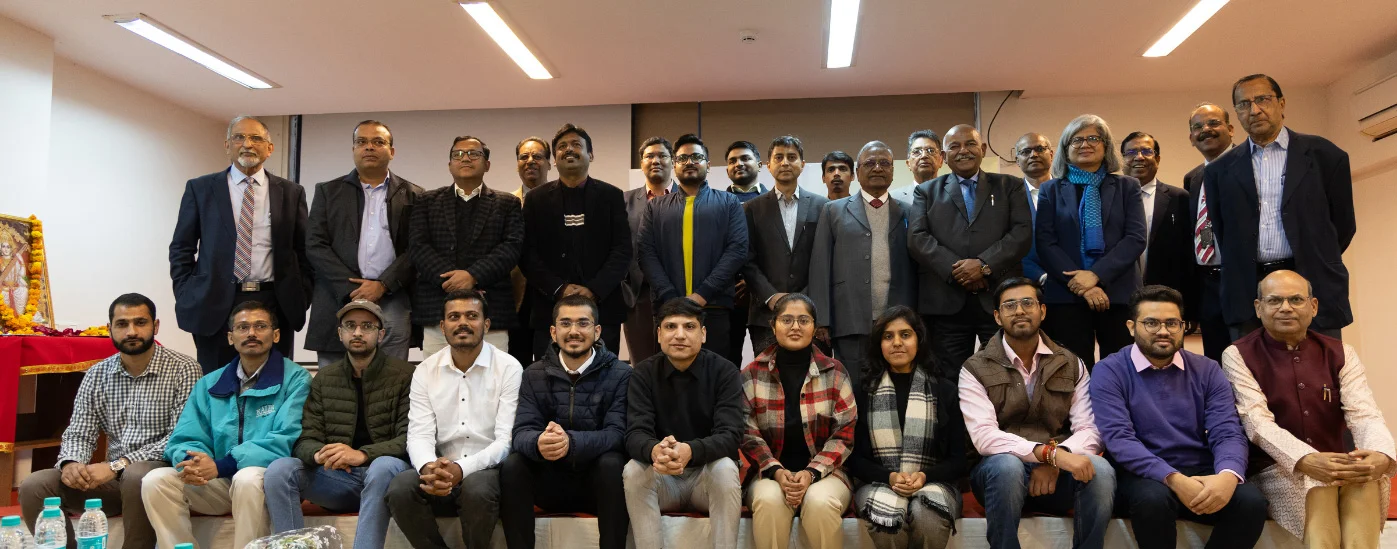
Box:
[857,140,891,159]
[1051,114,1121,178]
[226,115,269,140]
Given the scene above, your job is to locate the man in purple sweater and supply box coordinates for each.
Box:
[1090,285,1267,549]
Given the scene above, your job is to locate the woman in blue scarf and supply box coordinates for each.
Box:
[1033,115,1147,369]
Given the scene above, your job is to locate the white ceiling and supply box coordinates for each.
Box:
[3,0,1396,119]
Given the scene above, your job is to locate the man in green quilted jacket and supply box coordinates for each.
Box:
[263,300,415,549]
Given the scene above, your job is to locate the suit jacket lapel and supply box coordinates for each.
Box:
[969,172,992,223]
[1280,129,1308,208]
[1149,184,1170,243]
[1231,146,1259,210]
[465,187,497,249]
[846,196,871,232]
[793,193,816,248]
[214,169,236,242]
[944,175,971,221]
[762,193,794,254]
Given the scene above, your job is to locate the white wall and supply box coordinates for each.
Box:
[0,16,53,215]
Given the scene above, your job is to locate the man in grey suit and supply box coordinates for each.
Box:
[623,136,676,363]
[908,124,1032,378]
[305,120,423,366]
[809,141,918,388]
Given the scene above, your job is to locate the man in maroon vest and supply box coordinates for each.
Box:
[1221,270,1394,548]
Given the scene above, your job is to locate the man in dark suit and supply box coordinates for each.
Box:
[506,137,553,366]
[1181,103,1235,360]
[408,136,524,357]
[522,123,632,357]
[305,120,423,366]
[909,124,1032,377]
[743,138,829,354]
[1015,132,1055,285]
[623,136,676,363]
[1204,74,1355,340]
[722,140,769,364]
[1121,132,1194,306]
[170,116,311,374]
[809,141,918,389]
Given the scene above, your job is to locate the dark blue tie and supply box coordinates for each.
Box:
[962,179,977,218]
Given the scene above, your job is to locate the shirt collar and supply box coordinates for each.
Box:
[113,346,162,379]
[236,358,267,383]
[454,183,483,202]
[447,342,495,372]
[776,186,800,203]
[361,171,391,190]
[1140,180,1158,196]
[560,348,596,376]
[230,165,268,186]
[1130,343,1184,372]
[1249,127,1290,154]
[860,188,890,204]
[955,172,980,184]
[1001,334,1052,372]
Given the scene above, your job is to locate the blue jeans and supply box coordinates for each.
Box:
[264,455,411,549]
[970,453,1116,549]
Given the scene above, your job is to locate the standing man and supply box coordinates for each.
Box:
[20,294,200,549]
[410,136,525,357]
[909,124,1032,378]
[1181,104,1235,360]
[521,123,632,356]
[743,137,829,353]
[507,136,552,366]
[624,137,676,363]
[170,116,311,374]
[1204,74,1355,340]
[637,134,749,366]
[725,140,769,360]
[892,130,943,204]
[1121,132,1194,299]
[305,120,423,366]
[820,151,854,200]
[142,301,312,549]
[1015,133,1055,285]
[809,141,919,388]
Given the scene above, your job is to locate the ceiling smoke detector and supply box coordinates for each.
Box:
[739,30,758,43]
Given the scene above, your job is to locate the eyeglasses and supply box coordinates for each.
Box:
[860,159,893,170]
[1234,94,1277,112]
[642,152,672,162]
[1016,145,1051,157]
[909,147,941,158]
[1261,295,1309,309]
[674,153,707,165]
[1069,135,1104,148]
[230,134,269,145]
[339,321,381,333]
[556,319,594,330]
[1138,318,1184,333]
[1123,148,1157,159]
[451,149,486,161]
[777,315,813,328]
[231,322,273,334]
[518,152,546,162]
[354,137,390,148]
[999,298,1040,313]
[1189,119,1227,132]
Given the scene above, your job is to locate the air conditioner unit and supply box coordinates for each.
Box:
[1353,72,1397,141]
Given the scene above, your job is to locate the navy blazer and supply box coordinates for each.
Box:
[1022,180,1047,284]
[1202,129,1355,329]
[636,184,749,308]
[1035,173,1147,305]
[169,168,311,336]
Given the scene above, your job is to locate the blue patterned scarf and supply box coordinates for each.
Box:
[1067,165,1106,268]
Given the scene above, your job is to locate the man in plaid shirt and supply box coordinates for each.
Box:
[19,293,200,548]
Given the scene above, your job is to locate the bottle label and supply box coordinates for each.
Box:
[77,535,106,549]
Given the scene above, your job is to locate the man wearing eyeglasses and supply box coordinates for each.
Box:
[623,137,678,364]
[1015,133,1055,286]
[409,136,525,357]
[170,116,311,374]
[264,300,414,549]
[1121,132,1194,321]
[909,124,1032,381]
[306,121,423,368]
[637,134,749,366]
[891,130,943,205]
[1181,104,1235,361]
[1203,74,1355,341]
[506,137,552,366]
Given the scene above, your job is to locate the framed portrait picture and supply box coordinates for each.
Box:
[0,214,54,328]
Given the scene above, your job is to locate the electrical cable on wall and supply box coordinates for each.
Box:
[984,91,1015,163]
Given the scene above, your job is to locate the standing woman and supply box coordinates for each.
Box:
[849,306,965,549]
[1034,115,1146,368]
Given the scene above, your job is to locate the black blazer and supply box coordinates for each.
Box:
[305,171,424,351]
[1035,173,1147,305]
[741,189,829,328]
[1203,129,1355,329]
[1142,182,1196,319]
[408,184,524,327]
[522,178,633,326]
[908,171,1032,316]
[169,168,311,337]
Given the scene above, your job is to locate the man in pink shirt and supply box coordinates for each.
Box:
[959,277,1116,549]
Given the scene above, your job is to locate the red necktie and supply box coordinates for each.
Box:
[869,197,884,209]
[1194,185,1215,263]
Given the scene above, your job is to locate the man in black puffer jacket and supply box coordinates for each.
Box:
[501,294,630,549]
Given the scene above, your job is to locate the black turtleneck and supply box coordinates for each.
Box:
[775,346,813,473]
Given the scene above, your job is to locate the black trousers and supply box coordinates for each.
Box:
[533,324,621,360]
[1115,467,1268,549]
[925,300,998,381]
[831,334,868,390]
[192,286,295,374]
[1041,303,1133,371]
[1196,267,1230,361]
[499,452,628,549]
[623,289,661,364]
[384,468,501,549]
[700,307,737,367]
[727,320,750,367]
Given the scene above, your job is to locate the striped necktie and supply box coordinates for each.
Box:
[1194,184,1215,263]
[234,177,256,281]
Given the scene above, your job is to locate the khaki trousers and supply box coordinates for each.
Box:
[1303,481,1383,549]
[141,466,270,549]
[745,476,851,549]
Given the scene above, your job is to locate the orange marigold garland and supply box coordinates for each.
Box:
[0,215,107,336]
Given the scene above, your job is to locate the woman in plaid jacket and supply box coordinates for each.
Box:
[739,293,858,549]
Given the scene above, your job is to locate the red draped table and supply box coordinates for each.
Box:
[0,335,116,490]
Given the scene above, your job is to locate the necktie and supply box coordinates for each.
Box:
[962,180,976,217]
[869,197,884,209]
[1194,185,1216,263]
[234,177,256,281]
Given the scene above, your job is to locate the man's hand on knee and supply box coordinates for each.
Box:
[60,462,90,491]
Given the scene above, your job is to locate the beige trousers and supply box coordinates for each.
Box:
[1303,481,1383,549]
[422,328,509,357]
[141,466,270,549]
[746,476,851,549]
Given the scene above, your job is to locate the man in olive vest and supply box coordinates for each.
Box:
[958,277,1116,549]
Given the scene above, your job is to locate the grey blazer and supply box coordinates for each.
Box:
[742,189,829,328]
[808,195,919,338]
[908,171,1032,316]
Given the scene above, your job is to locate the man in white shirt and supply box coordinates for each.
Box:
[384,289,523,549]
[1121,132,1193,305]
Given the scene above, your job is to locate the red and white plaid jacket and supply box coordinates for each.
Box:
[739,345,857,488]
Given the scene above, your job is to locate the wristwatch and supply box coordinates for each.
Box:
[109,457,129,477]
[978,259,992,277]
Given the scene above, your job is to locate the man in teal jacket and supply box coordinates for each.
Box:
[141,301,312,549]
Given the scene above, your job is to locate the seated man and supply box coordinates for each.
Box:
[265,300,415,549]
[20,293,200,549]
[1091,285,1267,549]
[961,277,1115,549]
[384,289,523,549]
[623,298,744,549]
[1222,270,1395,548]
[501,294,631,549]
[142,300,312,549]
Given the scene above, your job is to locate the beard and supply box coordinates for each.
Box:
[346,340,376,359]
[113,334,155,356]
[1137,334,1182,360]
[561,338,593,359]
[236,153,262,169]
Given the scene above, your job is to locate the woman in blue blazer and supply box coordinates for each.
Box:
[1034,115,1147,369]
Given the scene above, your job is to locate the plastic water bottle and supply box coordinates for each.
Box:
[74,500,106,549]
[0,515,34,549]
[32,509,63,549]
[40,499,58,515]
[174,544,194,549]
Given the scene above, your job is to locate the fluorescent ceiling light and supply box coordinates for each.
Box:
[105,14,277,89]
[460,2,553,79]
[826,0,861,68]
[1142,0,1229,57]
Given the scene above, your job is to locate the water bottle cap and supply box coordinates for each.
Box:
[43,497,60,507]
[83,499,101,509]
[0,516,19,527]
[40,509,60,519]
[174,544,195,549]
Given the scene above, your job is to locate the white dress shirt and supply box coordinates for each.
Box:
[357,172,396,280]
[1138,180,1158,279]
[406,342,523,475]
[1024,179,1040,213]
[776,186,801,249]
[558,348,595,376]
[1250,128,1293,261]
[227,165,273,282]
